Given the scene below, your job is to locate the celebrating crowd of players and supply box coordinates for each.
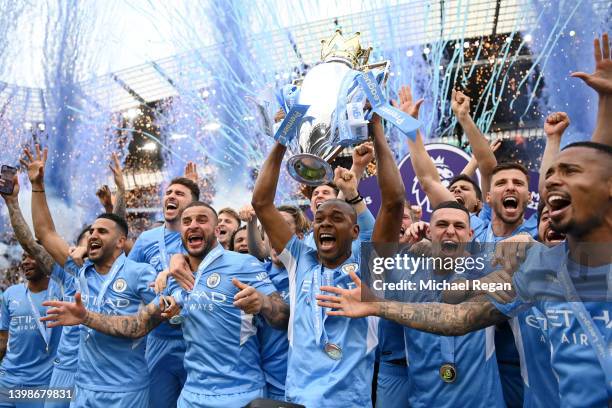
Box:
[0,33,610,408]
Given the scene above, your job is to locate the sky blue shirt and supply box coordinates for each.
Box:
[128,225,185,339]
[491,242,611,408]
[0,279,63,386]
[279,235,379,407]
[168,246,276,395]
[49,260,81,370]
[256,261,290,393]
[390,265,505,408]
[75,254,157,392]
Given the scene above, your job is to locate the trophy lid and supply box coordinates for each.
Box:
[320,29,372,69]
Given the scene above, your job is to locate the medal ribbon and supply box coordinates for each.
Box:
[157,226,169,271]
[557,253,612,398]
[24,284,51,352]
[311,264,336,347]
[79,254,126,340]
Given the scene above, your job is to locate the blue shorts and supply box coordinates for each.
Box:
[146,335,186,408]
[178,387,264,408]
[43,366,75,408]
[376,361,411,408]
[70,386,148,408]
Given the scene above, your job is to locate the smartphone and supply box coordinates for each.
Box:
[0,165,17,195]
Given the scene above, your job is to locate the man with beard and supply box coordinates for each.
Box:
[320,141,612,407]
[249,107,404,406]
[128,177,199,408]
[216,208,241,250]
[25,145,158,407]
[42,201,285,408]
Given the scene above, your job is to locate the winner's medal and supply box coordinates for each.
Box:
[169,315,184,325]
[439,363,457,383]
[324,343,343,360]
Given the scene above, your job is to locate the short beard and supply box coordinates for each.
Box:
[187,236,216,259]
[552,215,602,238]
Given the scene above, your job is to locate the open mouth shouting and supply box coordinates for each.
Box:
[440,239,460,254]
[547,192,571,221]
[500,195,521,218]
[545,228,566,244]
[88,239,103,257]
[318,232,337,252]
[187,231,204,251]
[454,194,465,206]
[165,199,179,217]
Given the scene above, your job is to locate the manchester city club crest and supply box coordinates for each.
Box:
[112,278,127,293]
[341,263,359,275]
[206,273,221,288]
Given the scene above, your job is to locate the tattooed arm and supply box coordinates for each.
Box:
[82,302,164,339]
[259,292,290,330]
[375,299,508,336]
[1,176,54,274]
[232,279,289,330]
[41,293,176,339]
[316,271,508,336]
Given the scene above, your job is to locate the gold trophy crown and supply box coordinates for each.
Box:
[320,30,372,68]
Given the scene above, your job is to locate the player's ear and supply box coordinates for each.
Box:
[351,224,360,240]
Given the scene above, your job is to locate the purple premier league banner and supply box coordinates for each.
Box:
[358,143,540,222]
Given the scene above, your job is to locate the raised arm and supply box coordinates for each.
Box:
[1,176,54,274]
[251,142,293,253]
[571,33,612,146]
[20,145,71,267]
[369,113,405,243]
[239,205,268,261]
[109,153,126,218]
[540,112,569,194]
[316,271,508,337]
[348,141,374,183]
[451,90,497,196]
[396,87,455,208]
[42,293,175,339]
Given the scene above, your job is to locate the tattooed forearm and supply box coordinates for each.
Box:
[112,188,126,219]
[261,292,290,330]
[6,200,55,273]
[377,300,507,336]
[82,302,163,339]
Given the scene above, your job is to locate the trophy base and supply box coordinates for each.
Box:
[287,153,334,186]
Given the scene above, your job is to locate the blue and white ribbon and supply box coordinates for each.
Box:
[274,104,310,146]
[357,71,421,140]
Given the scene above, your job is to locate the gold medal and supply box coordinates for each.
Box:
[439,363,457,383]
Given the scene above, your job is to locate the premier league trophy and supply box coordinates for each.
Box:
[278,30,391,186]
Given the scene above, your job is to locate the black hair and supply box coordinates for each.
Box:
[96,213,129,237]
[492,162,530,183]
[449,174,483,201]
[561,141,612,156]
[229,225,247,252]
[431,201,471,222]
[183,201,218,219]
[168,177,200,201]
